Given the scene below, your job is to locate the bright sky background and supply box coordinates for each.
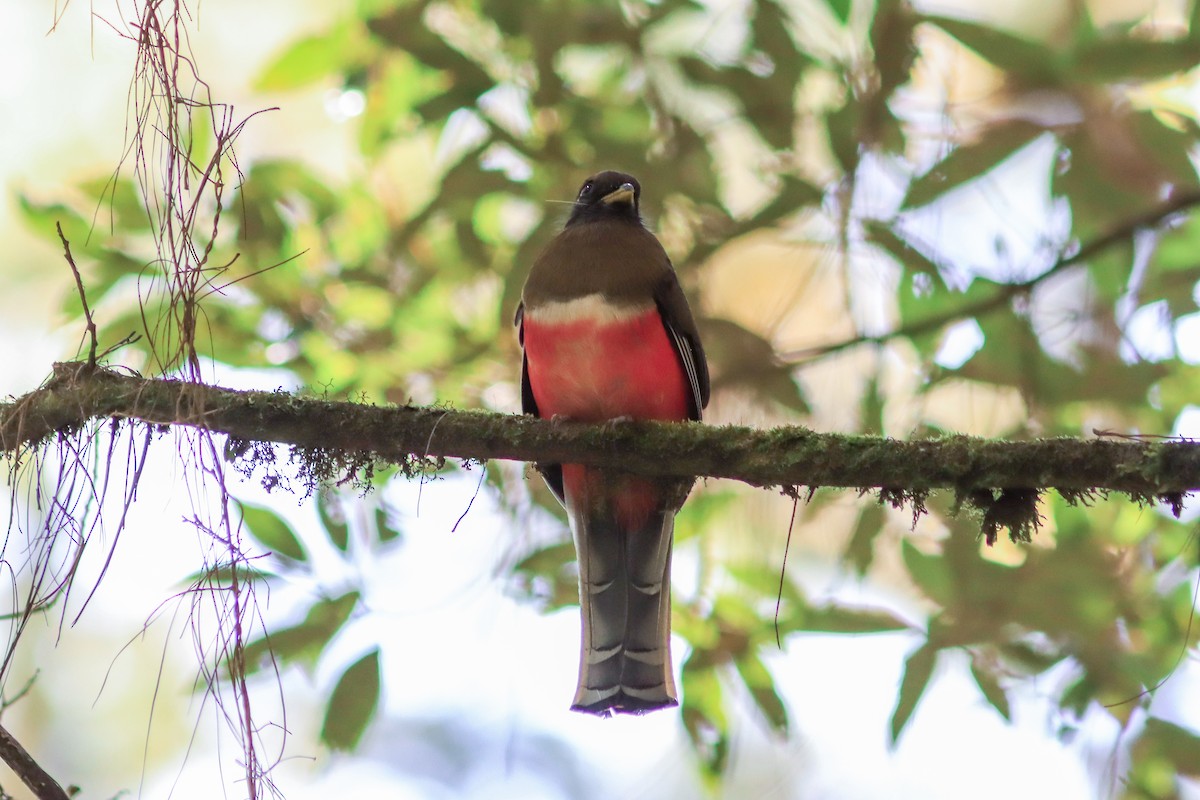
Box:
[3,2,1200,799]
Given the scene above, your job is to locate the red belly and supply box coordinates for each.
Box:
[522,308,689,423]
[523,306,690,529]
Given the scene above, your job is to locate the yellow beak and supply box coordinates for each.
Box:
[601,183,636,206]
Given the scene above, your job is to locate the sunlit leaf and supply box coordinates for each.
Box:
[16,195,92,251]
[239,502,306,562]
[78,176,151,233]
[257,23,372,91]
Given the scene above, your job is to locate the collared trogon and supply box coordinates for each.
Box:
[515,171,710,715]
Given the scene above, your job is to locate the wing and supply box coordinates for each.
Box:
[515,301,565,503]
[654,273,710,421]
[515,302,539,417]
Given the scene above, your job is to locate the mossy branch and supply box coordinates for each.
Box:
[2,362,1198,501]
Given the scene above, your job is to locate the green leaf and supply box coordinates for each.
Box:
[318,490,350,552]
[1059,673,1094,716]
[375,504,402,543]
[825,0,852,24]
[871,0,918,100]
[922,15,1059,83]
[180,562,275,588]
[673,489,739,544]
[864,220,943,278]
[803,604,910,634]
[321,649,381,752]
[512,541,575,574]
[954,310,1169,407]
[901,539,952,605]
[1072,38,1200,83]
[240,591,361,674]
[700,319,808,413]
[1140,718,1200,777]
[753,175,825,224]
[734,651,789,733]
[902,122,1044,209]
[78,176,151,233]
[969,656,1011,720]
[845,502,885,575]
[1128,110,1200,189]
[997,640,1065,676]
[890,641,938,744]
[1051,133,1145,241]
[826,100,860,175]
[240,502,306,562]
[725,562,803,606]
[16,194,92,250]
[681,656,730,781]
[257,22,371,91]
[511,542,578,610]
[745,0,808,149]
[860,373,884,435]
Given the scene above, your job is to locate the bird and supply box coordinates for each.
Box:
[515,170,710,715]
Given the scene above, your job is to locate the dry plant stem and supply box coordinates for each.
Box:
[3,362,1199,497]
[56,223,97,367]
[0,724,69,800]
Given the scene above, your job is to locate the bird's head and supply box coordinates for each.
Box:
[565,171,642,227]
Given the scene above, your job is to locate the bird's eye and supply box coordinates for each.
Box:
[579,181,593,198]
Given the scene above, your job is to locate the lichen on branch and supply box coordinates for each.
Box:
[4,363,1198,516]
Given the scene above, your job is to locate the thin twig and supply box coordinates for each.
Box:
[0,724,70,800]
[56,222,97,368]
[774,490,799,649]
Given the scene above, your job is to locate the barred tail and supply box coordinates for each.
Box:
[567,487,677,715]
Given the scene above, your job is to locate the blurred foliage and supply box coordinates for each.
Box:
[22,0,1200,793]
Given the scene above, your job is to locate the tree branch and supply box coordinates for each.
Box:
[784,188,1200,363]
[0,723,70,800]
[3,362,1198,500]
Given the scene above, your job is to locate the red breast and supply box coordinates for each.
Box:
[521,294,690,423]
